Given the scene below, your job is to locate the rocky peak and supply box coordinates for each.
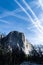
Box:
[1,31,25,52]
[1,31,33,55]
[0,31,34,65]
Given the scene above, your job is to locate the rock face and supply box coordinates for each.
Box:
[1,31,33,54]
[1,31,25,52]
[23,39,33,55]
[0,31,33,65]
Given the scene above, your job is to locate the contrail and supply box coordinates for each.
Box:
[23,0,38,20]
[0,8,21,18]
[0,8,29,21]
[0,19,10,24]
[0,12,29,21]
[0,7,28,18]
[23,0,43,31]
[15,0,42,33]
[11,13,29,21]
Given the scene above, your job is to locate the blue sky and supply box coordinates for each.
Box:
[0,0,43,45]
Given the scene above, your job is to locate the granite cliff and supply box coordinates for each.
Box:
[0,31,33,65]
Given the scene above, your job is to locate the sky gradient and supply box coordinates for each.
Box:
[0,0,43,45]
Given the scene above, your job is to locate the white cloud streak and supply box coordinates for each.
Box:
[0,19,10,24]
[23,0,43,32]
[15,0,43,45]
[11,13,29,21]
[15,0,42,33]
[0,8,29,21]
[0,7,30,25]
[0,8,22,18]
